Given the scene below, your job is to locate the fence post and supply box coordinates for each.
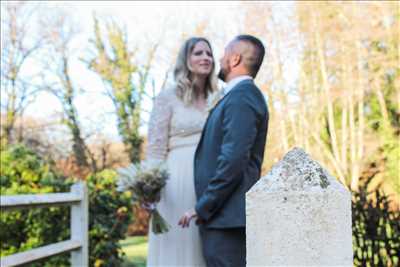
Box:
[70,182,89,266]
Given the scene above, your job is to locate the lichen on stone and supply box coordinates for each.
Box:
[250,147,336,193]
[316,167,330,188]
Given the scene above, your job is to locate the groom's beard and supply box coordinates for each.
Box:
[218,68,228,82]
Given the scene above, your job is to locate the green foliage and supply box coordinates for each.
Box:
[367,70,400,193]
[379,130,400,193]
[120,236,148,267]
[87,16,144,164]
[87,169,133,267]
[0,144,71,266]
[1,144,133,266]
[352,177,400,267]
[366,26,400,194]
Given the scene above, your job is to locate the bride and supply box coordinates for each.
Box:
[145,37,219,266]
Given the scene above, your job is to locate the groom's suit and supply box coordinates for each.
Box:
[194,78,269,267]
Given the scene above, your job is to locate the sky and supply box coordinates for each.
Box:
[3,1,298,143]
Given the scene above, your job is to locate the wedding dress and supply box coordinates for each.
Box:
[146,87,209,267]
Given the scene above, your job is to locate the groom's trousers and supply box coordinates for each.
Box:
[199,226,246,267]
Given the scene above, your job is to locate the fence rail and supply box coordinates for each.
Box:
[0,182,88,267]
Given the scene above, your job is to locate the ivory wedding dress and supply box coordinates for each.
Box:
[145,87,209,267]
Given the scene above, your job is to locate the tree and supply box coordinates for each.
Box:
[87,16,157,164]
[40,9,93,173]
[296,1,399,193]
[0,2,45,146]
[240,1,399,197]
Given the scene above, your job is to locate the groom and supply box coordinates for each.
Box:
[179,35,269,266]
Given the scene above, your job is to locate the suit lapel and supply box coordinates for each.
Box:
[194,79,254,159]
[207,79,253,114]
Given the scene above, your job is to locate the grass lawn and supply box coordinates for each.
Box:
[120,236,148,267]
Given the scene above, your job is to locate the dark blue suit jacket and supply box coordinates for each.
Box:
[194,79,269,229]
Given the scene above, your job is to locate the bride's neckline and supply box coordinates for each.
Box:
[191,98,208,114]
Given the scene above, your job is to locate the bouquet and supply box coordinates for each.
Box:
[117,161,169,234]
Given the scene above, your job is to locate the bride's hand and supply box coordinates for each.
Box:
[178,209,197,228]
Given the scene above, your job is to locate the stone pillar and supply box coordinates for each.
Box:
[246,148,353,266]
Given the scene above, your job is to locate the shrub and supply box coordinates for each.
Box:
[0,144,133,266]
[352,177,400,267]
[87,169,132,267]
[0,144,71,266]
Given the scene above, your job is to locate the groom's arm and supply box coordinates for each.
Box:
[195,91,259,222]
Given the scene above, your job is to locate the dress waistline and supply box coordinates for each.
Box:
[169,133,201,151]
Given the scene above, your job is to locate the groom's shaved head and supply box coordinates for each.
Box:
[229,35,265,78]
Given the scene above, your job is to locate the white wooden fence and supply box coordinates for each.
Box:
[0,182,89,267]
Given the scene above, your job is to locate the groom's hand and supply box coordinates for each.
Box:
[178,209,198,228]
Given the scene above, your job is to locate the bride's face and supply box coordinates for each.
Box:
[188,41,213,77]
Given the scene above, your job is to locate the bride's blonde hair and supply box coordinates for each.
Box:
[173,37,218,105]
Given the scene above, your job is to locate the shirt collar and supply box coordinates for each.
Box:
[223,75,253,95]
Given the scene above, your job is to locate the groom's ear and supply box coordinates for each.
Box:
[230,53,242,68]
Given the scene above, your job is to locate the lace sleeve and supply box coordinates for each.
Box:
[145,90,173,163]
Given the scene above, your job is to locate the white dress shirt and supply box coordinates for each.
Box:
[223,75,253,95]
